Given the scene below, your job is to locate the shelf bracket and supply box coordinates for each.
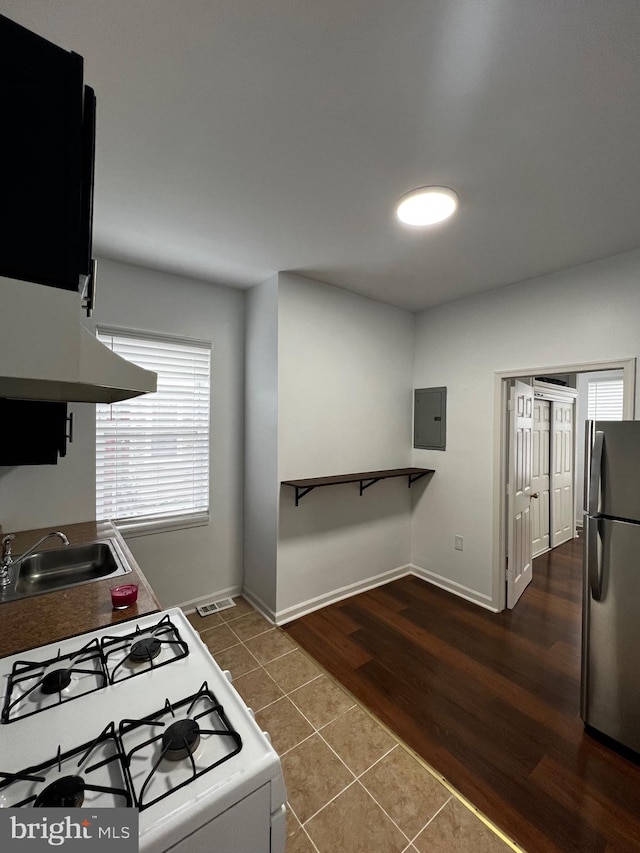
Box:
[294,486,315,506]
[408,471,429,487]
[359,478,382,496]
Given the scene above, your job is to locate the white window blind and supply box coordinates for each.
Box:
[96,329,211,530]
[587,378,624,420]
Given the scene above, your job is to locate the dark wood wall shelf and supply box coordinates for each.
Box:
[282,467,434,506]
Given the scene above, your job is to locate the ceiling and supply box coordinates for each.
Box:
[3,1,640,312]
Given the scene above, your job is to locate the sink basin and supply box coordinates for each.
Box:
[5,539,131,601]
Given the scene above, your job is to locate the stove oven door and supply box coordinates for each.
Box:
[146,783,284,853]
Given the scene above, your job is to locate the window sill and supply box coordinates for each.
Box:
[113,512,210,539]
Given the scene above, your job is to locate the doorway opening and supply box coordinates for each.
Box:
[493,358,636,611]
[531,376,578,560]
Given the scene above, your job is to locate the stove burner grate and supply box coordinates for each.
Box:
[1,640,107,724]
[101,614,189,684]
[0,723,131,809]
[120,682,242,811]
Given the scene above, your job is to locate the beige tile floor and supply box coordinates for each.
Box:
[186,598,523,853]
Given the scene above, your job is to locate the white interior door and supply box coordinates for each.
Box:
[550,399,575,547]
[507,380,534,608]
[531,399,550,557]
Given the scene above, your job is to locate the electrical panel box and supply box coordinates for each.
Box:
[414,387,446,450]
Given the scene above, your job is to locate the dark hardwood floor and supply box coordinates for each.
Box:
[285,537,640,852]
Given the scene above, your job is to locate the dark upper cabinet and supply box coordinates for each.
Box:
[0,399,69,465]
[0,14,95,293]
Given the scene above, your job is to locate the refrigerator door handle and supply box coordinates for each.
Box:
[588,430,605,517]
[587,515,603,601]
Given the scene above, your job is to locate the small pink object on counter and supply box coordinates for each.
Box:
[110,583,138,609]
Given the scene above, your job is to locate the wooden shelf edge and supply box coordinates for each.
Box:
[281,467,435,505]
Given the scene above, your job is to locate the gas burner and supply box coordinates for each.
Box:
[0,723,131,809]
[129,638,162,663]
[101,615,189,684]
[162,719,201,761]
[1,640,107,724]
[34,774,85,808]
[119,682,242,811]
[40,668,72,695]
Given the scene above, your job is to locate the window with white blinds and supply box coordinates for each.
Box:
[96,329,211,532]
[587,378,624,420]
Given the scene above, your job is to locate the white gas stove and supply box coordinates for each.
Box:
[0,608,287,853]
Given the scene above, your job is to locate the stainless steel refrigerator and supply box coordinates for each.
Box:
[582,420,640,752]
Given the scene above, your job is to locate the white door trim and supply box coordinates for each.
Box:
[492,357,636,612]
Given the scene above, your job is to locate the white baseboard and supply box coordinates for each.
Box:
[199,567,497,626]
[177,584,242,615]
[274,564,413,625]
[241,588,277,625]
[409,564,498,612]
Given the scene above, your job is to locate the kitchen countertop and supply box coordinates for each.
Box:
[0,520,161,658]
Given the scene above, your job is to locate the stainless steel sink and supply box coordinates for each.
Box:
[1,539,131,602]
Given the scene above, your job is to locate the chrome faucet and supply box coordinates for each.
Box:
[0,531,69,587]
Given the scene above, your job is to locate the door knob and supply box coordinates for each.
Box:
[530,492,540,499]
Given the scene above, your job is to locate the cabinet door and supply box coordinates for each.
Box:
[0,399,68,465]
[0,14,90,291]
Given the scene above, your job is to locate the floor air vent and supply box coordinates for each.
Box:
[196,597,236,617]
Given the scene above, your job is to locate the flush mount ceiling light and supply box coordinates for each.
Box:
[396,186,458,227]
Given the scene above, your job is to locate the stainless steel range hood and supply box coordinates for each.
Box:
[0,276,156,403]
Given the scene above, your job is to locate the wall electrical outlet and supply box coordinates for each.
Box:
[454,535,464,551]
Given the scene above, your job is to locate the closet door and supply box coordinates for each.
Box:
[532,400,551,557]
[550,400,575,547]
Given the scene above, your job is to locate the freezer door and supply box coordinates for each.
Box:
[581,515,640,752]
[585,420,640,521]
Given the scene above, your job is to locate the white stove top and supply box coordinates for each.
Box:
[0,609,286,853]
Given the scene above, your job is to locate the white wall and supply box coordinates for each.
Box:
[275,273,415,621]
[0,259,245,608]
[243,276,279,614]
[412,249,640,608]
